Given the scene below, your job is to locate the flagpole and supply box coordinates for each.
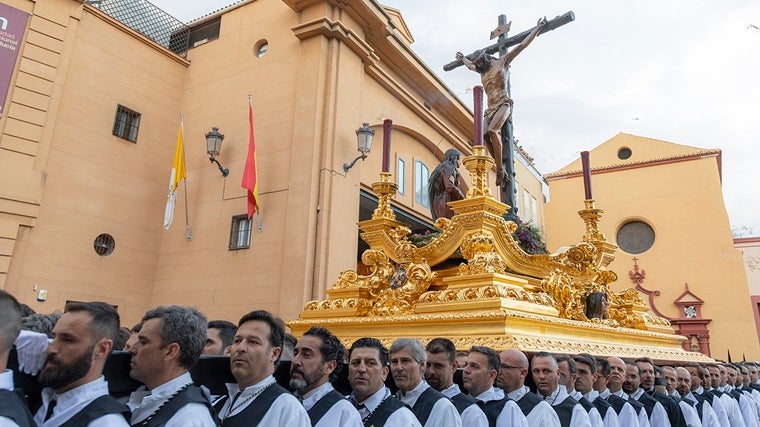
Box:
[180,114,192,241]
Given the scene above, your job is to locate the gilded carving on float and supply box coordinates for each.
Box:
[291,122,704,362]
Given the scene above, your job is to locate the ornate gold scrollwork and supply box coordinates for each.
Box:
[459,231,507,275]
[367,261,436,316]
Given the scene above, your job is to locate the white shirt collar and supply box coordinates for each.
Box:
[396,380,428,406]
[352,386,390,413]
[507,385,529,401]
[441,383,462,399]
[542,385,568,406]
[0,370,14,391]
[299,381,334,411]
[473,386,505,403]
[630,388,644,399]
[584,389,600,402]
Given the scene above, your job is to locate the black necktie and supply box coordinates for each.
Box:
[44,398,57,421]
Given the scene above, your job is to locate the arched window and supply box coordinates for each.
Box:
[414,160,429,208]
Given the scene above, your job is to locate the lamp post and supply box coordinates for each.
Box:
[343,122,375,173]
[205,127,229,177]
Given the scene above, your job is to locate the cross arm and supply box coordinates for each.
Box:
[443,11,575,72]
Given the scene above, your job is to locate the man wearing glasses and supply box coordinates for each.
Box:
[496,349,560,426]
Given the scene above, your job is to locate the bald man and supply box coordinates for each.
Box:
[676,366,721,427]
[496,349,559,426]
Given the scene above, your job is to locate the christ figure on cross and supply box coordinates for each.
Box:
[455,16,546,188]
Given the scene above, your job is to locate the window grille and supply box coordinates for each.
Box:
[229,215,251,250]
[112,105,141,143]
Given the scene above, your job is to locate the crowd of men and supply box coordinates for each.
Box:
[2,290,760,427]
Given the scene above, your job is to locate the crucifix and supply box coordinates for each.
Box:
[445,11,574,215]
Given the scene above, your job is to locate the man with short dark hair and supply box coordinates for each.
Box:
[602,356,649,427]
[634,358,684,427]
[347,337,420,427]
[290,326,361,427]
[496,349,559,426]
[623,362,670,427]
[203,320,236,356]
[218,310,308,426]
[684,364,731,427]
[557,355,603,427]
[0,290,36,427]
[424,338,487,427]
[35,301,130,426]
[675,366,721,427]
[572,354,621,427]
[531,352,591,427]
[389,338,460,427]
[462,346,527,426]
[725,364,759,427]
[122,322,141,352]
[128,305,215,426]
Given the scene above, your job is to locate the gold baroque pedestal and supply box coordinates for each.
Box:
[289,147,712,363]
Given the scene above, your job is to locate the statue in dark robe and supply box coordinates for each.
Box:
[428,149,465,220]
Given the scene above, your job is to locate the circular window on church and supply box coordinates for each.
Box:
[616,220,655,254]
[93,233,115,256]
[254,40,268,58]
[618,147,632,160]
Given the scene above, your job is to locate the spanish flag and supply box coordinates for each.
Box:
[242,96,259,218]
[163,119,186,229]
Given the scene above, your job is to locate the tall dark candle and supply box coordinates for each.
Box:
[382,119,392,172]
[473,86,484,146]
[581,151,592,199]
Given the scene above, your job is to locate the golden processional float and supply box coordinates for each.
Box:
[289,89,710,363]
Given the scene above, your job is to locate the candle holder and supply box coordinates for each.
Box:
[462,145,495,199]
[371,172,398,220]
[578,199,606,243]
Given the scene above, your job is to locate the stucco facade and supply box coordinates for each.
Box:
[0,0,547,326]
[544,133,758,359]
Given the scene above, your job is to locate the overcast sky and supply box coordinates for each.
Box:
[151,0,760,235]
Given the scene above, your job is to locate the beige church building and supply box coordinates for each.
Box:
[0,0,552,326]
[544,133,759,359]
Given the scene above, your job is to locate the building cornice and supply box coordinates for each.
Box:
[544,149,722,181]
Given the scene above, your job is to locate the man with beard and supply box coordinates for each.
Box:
[676,366,721,427]
[634,358,683,427]
[461,346,527,427]
[289,326,361,427]
[0,290,36,427]
[556,355,603,427]
[658,367,701,427]
[424,338,488,427]
[530,352,591,427]
[217,310,308,426]
[571,354,622,427]
[389,338,460,427]
[35,301,130,426]
[127,305,215,426]
[602,357,649,427]
[496,349,559,426]
[346,337,420,427]
[622,362,671,427]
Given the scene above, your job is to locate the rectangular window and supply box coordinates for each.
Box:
[414,160,430,208]
[531,196,539,227]
[523,189,532,221]
[397,158,405,195]
[112,105,141,143]
[229,214,251,250]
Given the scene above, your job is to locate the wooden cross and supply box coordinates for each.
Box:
[445,12,574,214]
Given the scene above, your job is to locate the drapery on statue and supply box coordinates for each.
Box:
[455,16,547,188]
[428,148,465,220]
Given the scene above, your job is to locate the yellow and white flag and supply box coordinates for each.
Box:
[163,119,186,229]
